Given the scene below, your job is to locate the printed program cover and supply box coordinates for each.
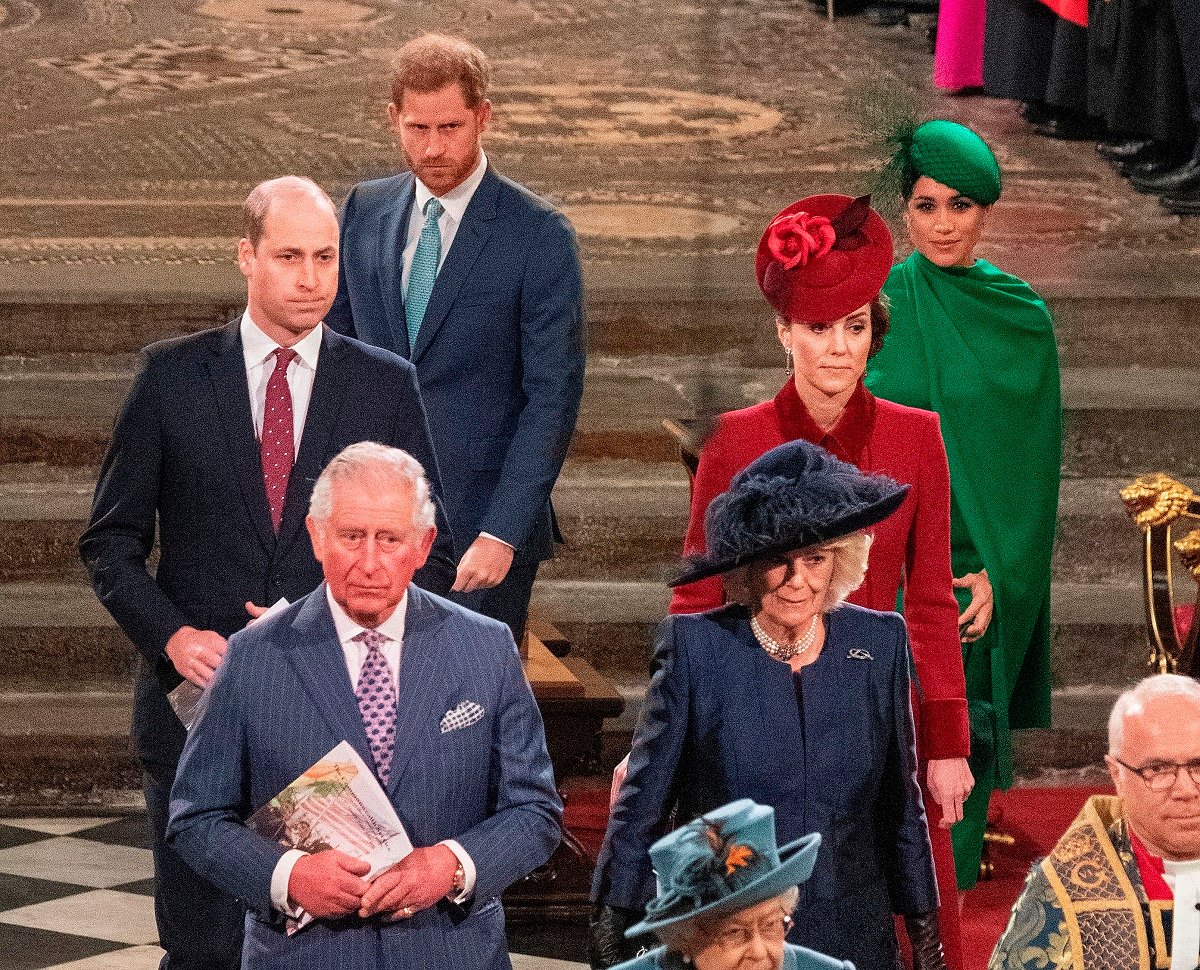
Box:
[246,741,413,933]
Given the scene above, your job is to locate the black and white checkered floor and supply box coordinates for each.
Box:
[0,815,583,970]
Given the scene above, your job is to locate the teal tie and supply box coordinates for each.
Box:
[405,197,444,350]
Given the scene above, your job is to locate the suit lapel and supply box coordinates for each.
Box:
[282,588,376,768]
[206,321,275,551]
[379,177,416,357]
[275,326,346,554]
[410,168,500,364]
[386,586,452,795]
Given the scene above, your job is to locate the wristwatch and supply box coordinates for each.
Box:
[448,860,466,898]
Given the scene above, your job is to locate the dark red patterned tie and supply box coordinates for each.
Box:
[261,347,298,532]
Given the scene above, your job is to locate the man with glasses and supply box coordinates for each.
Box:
[990,673,1200,969]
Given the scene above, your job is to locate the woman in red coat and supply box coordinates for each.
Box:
[669,194,976,969]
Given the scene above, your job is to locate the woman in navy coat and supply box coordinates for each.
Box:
[590,440,944,970]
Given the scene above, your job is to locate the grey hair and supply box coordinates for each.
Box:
[1108,673,1200,752]
[658,887,801,956]
[309,442,436,532]
[242,176,335,249]
[726,531,873,612]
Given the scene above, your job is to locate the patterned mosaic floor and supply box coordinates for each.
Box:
[1,0,1197,294]
[0,815,583,970]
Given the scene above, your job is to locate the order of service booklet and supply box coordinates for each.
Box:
[245,740,414,934]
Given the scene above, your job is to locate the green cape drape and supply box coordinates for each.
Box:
[868,251,1062,792]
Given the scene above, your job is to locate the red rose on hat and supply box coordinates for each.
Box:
[766,212,836,270]
[755,194,894,323]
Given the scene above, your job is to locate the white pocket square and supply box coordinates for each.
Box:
[440,701,484,734]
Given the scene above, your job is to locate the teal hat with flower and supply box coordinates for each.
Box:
[624,799,822,938]
[893,119,1002,206]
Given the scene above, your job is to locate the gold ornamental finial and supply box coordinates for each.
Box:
[1175,530,1200,580]
[1120,474,1196,529]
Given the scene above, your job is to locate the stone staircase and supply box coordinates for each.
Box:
[1,286,1198,803]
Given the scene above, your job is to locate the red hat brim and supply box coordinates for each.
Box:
[755,194,893,323]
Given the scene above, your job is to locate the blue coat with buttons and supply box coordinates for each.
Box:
[592,604,937,970]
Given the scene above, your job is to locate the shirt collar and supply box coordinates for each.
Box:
[324,583,408,647]
[773,378,876,465]
[413,151,488,225]
[240,310,323,371]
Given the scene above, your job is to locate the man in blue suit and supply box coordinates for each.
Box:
[168,442,563,969]
[326,33,586,639]
[80,177,456,970]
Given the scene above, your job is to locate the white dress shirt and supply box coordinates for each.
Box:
[399,153,513,554]
[400,151,489,293]
[240,311,322,450]
[1164,857,1200,970]
[269,586,476,914]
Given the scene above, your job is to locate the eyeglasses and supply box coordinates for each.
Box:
[1112,756,1200,792]
[714,910,795,951]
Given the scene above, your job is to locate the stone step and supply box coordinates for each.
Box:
[0,691,139,806]
[0,577,1159,691]
[1,294,1199,370]
[0,459,1178,583]
[2,356,1198,475]
[0,579,1151,791]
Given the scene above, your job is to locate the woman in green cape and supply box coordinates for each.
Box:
[866,119,1062,891]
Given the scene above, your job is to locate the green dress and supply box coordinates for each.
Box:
[867,250,1062,890]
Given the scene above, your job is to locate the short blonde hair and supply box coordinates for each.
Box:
[725,531,873,611]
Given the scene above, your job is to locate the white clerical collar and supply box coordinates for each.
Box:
[324,583,408,646]
[1164,858,1200,970]
[240,310,323,371]
[413,151,488,223]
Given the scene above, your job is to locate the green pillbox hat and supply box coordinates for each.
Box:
[908,119,1002,205]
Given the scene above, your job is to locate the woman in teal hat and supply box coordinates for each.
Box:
[866,119,1063,891]
[608,799,851,970]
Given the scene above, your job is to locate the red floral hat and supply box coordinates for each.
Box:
[754,194,894,323]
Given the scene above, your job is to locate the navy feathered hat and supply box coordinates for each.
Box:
[670,439,909,587]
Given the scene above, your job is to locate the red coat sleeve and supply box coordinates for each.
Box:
[668,409,781,614]
[668,430,735,614]
[904,412,970,760]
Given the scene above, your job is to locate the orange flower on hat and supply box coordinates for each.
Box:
[766,211,836,270]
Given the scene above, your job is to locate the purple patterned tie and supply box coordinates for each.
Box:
[260,347,298,532]
[354,630,397,783]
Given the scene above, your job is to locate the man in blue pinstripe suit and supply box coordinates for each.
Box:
[168,442,562,968]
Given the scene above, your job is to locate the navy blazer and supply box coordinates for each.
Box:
[592,605,937,970]
[326,166,585,563]
[79,322,456,768]
[167,584,563,970]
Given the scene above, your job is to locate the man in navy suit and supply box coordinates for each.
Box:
[168,442,562,969]
[327,33,586,639]
[80,177,456,970]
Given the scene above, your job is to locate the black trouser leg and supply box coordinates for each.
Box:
[144,766,244,970]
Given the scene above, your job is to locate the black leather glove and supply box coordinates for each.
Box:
[904,910,949,970]
[588,903,643,969]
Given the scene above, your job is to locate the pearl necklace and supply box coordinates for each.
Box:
[750,614,820,661]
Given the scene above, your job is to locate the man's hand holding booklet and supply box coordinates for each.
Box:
[246,741,414,934]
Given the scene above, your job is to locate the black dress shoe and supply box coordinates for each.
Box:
[1033,112,1105,141]
[1130,158,1200,195]
[1120,150,1191,180]
[863,4,907,24]
[1096,138,1154,162]
[1160,182,1200,215]
[1021,101,1051,125]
